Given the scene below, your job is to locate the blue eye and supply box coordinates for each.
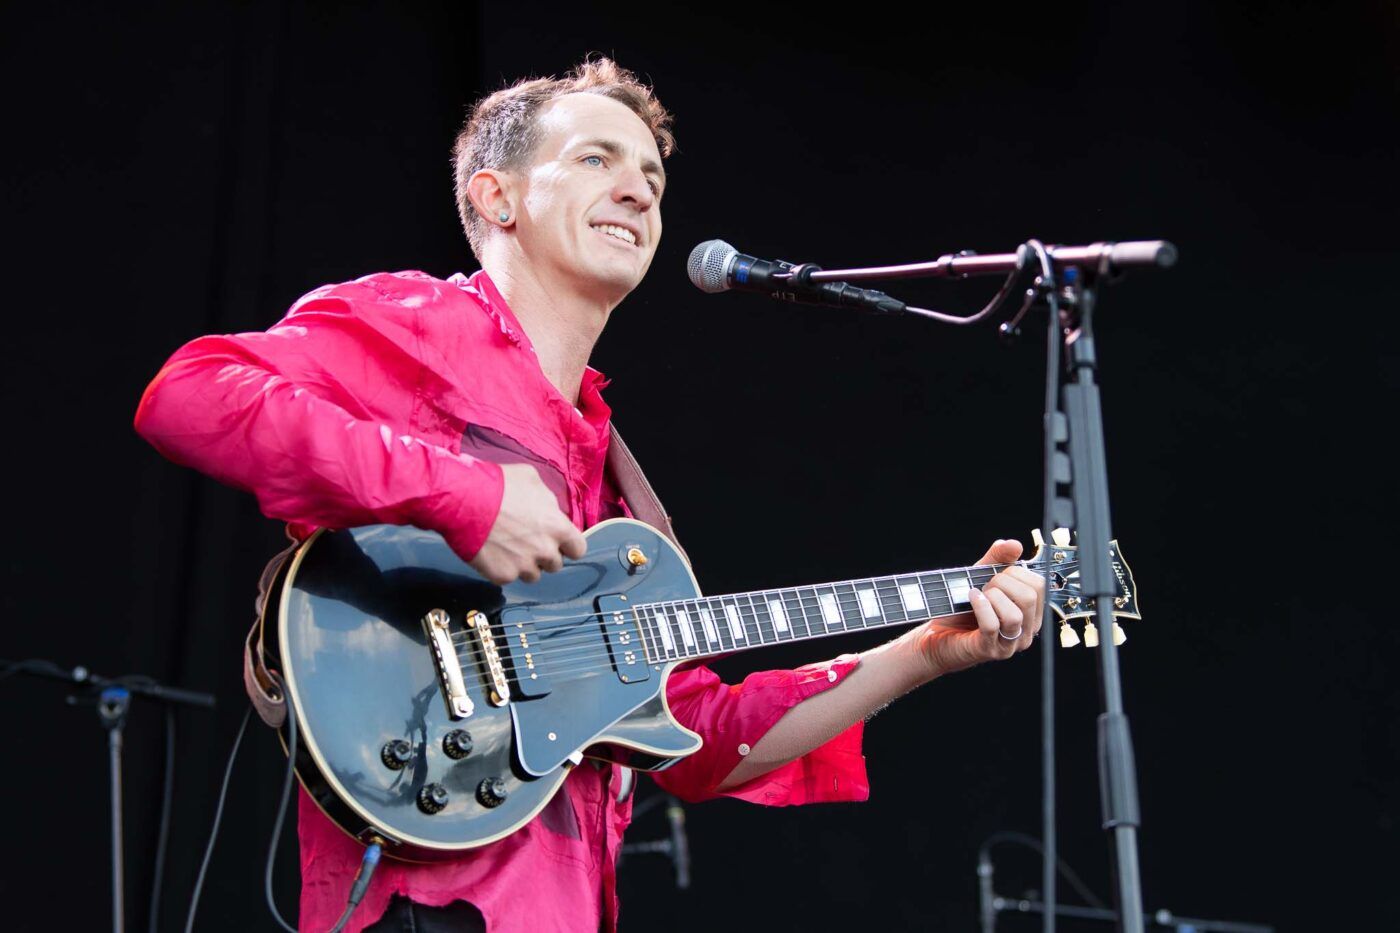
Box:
[584,155,604,167]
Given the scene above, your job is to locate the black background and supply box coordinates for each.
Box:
[3,2,1395,930]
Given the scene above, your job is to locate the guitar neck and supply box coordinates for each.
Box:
[634,560,1028,663]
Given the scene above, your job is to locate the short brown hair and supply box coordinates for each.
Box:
[452,54,677,262]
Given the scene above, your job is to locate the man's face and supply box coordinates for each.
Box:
[512,92,665,303]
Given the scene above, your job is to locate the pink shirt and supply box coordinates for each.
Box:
[133,269,870,932]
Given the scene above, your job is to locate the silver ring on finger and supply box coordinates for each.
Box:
[998,627,1024,641]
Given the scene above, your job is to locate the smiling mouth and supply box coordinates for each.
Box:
[589,223,639,247]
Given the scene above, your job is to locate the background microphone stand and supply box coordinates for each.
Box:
[780,240,1175,933]
[1,658,216,933]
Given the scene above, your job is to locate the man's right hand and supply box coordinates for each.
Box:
[468,463,588,585]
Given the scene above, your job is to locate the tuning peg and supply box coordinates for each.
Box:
[1058,621,1080,648]
[1031,528,1046,547]
[1050,527,1072,547]
[1112,622,1127,646]
[1083,620,1099,647]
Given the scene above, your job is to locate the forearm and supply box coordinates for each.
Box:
[714,631,932,792]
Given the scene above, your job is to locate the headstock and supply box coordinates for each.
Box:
[1028,527,1141,648]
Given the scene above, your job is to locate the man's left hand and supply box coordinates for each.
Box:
[904,538,1046,680]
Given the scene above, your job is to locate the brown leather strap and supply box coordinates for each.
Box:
[243,423,687,727]
[606,423,691,568]
[244,537,299,728]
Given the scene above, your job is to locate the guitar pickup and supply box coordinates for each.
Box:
[595,595,651,686]
[497,607,552,700]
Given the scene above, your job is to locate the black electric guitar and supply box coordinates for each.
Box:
[260,518,1139,861]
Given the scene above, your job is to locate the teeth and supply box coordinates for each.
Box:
[590,223,636,245]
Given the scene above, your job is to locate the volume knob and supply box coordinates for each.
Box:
[477,777,509,808]
[380,739,413,771]
[417,783,450,814]
[442,729,474,760]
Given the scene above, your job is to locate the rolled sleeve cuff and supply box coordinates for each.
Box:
[652,653,870,807]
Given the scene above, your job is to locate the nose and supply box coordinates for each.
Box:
[613,164,656,212]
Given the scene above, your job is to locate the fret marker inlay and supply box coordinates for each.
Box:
[723,603,745,640]
[946,573,972,608]
[655,609,675,653]
[818,593,840,627]
[857,587,880,618]
[898,583,926,614]
[674,608,696,647]
[767,598,789,633]
[699,608,719,645]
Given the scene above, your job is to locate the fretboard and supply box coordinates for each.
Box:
[634,561,1028,663]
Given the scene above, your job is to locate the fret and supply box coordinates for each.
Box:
[855,583,882,622]
[764,594,791,638]
[781,589,810,639]
[742,593,766,645]
[699,599,725,652]
[650,606,676,658]
[833,582,863,630]
[636,605,660,662]
[943,569,973,610]
[696,601,720,650]
[896,575,927,616]
[797,587,823,636]
[919,572,956,619]
[816,586,842,630]
[670,604,697,653]
[721,600,746,643]
[874,577,909,623]
[748,593,775,644]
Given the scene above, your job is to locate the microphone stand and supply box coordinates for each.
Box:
[780,240,1175,933]
[2,659,216,933]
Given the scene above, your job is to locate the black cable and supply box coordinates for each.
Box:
[149,704,176,933]
[264,673,299,933]
[185,707,252,933]
[979,830,1108,911]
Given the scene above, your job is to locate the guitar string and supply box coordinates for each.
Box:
[444,560,1081,674]
[445,562,1028,664]
[441,564,1086,680]
[447,558,1045,649]
[446,557,1068,658]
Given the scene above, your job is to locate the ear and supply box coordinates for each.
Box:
[465,168,517,228]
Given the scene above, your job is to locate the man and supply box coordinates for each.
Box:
[134,56,1044,932]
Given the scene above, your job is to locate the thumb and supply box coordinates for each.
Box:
[975,537,1024,566]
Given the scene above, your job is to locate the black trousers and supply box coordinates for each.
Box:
[362,894,488,932]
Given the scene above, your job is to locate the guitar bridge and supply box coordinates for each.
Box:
[466,610,512,707]
[422,609,474,720]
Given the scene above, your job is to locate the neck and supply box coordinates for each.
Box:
[482,251,621,406]
[635,560,1035,663]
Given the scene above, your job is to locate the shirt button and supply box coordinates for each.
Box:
[737,742,751,757]
[827,669,838,683]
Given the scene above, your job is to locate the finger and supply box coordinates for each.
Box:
[1002,566,1047,639]
[968,588,1002,657]
[975,537,1024,566]
[984,587,1024,652]
[537,552,564,573]
[560,529,587,560]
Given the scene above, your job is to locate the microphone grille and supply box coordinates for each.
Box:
[687,240,737,293]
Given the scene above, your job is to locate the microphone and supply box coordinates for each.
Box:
[687,239,906,316]
[665,799,691,890]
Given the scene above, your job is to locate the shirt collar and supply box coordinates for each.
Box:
[458,268,614,425]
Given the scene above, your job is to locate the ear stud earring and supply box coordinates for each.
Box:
[498,211,510,222]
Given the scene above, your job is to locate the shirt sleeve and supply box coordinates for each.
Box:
[132,278,505,561]
[649,654,870,806]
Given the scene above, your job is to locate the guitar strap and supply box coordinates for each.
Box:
[242,422,688,728]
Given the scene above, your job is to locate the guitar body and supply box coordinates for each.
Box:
[262,518,703,862]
